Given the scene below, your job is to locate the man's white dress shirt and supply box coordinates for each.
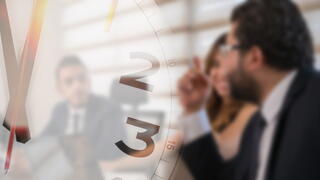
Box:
[179,70,297,180]
[65,106,86,135]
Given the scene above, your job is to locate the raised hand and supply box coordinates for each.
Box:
[177,57,211,114]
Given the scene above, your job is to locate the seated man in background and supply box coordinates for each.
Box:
[43,55,127,161]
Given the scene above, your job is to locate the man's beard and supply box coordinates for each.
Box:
[228,58,260,104]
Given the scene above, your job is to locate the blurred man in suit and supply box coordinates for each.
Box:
[178,1,320,180]
[44,55,127,161]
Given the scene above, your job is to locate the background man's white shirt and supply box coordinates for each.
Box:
[65,107,86,135]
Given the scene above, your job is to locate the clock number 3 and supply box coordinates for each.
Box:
[115,118,160,157]
[116,52,161,157]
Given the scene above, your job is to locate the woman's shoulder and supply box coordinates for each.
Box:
[243,103,257,112]
[236,103,258,123]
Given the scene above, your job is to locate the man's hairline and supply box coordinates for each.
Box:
[56,64,88,80]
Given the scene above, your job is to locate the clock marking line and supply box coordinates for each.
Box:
[135,2,180,179]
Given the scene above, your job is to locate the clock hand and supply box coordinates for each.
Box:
[2,0,48,173]
[105,0,118,31]
[0,0,31,143]
[4,59,31,173]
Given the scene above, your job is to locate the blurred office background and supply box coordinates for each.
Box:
[59,0,320,179]
[0,0,319,179]
[57,0,320,129]
[58,0,320,131]
[1,0,319,139]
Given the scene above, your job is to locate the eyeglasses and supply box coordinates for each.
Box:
[219,44,244,56]
[63,74,87,86]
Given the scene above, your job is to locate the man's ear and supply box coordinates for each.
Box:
[244,46,265,72]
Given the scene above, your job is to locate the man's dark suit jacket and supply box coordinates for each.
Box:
[182,68,320,180]
[43,94,127,161]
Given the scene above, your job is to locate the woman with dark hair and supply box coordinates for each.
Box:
[204,33,257,160]
[179,33,257,161]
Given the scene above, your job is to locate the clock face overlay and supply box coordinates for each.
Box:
[0,0,182,179]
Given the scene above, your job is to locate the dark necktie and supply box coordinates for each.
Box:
[248,112,267,180]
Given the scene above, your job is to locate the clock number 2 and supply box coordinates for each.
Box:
[119,52,160,92]
[116,52,161,157]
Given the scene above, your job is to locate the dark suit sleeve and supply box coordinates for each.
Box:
[41,103,65,137]
[181,111,258,180]
[181,133,224,180]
